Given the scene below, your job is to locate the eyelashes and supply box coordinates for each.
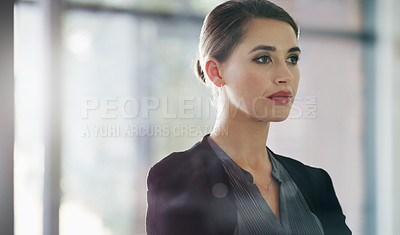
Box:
[253,54,300,65]
[286,55,300,65]
[253,55,272,64]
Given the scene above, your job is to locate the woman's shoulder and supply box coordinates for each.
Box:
[269,148,329,179]
[149,140,205,175]
[147,135,214,190]
[145,137,229,235]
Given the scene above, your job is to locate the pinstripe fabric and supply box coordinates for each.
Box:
[208,137,324,235]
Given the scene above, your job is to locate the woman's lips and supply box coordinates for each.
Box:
[267,91,293,105]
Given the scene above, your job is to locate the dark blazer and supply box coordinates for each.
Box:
[146,134,351,235]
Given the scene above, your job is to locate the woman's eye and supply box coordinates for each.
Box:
[254,55,272,64]
[286,55,300,65]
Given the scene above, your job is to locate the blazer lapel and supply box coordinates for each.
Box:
[194,134,238,235]
[268,147,318,215]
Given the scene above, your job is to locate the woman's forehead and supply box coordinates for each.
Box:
[239,18,298,51]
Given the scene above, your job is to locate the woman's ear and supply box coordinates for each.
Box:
[205,58,225,87]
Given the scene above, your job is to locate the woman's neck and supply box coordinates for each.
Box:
[210,112,271,172]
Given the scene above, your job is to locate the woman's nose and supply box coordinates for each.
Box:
[273,62,293,84]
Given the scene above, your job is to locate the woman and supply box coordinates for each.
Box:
[146,0,351,234]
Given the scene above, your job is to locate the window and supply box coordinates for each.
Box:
[14,0,373,234]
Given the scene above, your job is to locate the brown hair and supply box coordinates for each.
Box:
[195,0,298,84]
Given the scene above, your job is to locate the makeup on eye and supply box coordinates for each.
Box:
[286,54,300,65]
[252,54,300,65]
[253,54,272,64]
[249,45,301,65]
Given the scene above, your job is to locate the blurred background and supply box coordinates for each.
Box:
[0,0,398,234]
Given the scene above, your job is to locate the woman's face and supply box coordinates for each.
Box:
[219,18,300,122]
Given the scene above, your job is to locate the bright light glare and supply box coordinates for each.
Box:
[60,200,112,235]
[66,30,93,59]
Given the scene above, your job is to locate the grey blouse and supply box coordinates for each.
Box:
[207,136,325,235]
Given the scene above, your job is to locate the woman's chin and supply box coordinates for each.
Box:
[269,116,290,122]
[249,109,291,122]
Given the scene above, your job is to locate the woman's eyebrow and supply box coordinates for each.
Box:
[288,47,301,53]
[248,45,301,54]
[248,45,276,54]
